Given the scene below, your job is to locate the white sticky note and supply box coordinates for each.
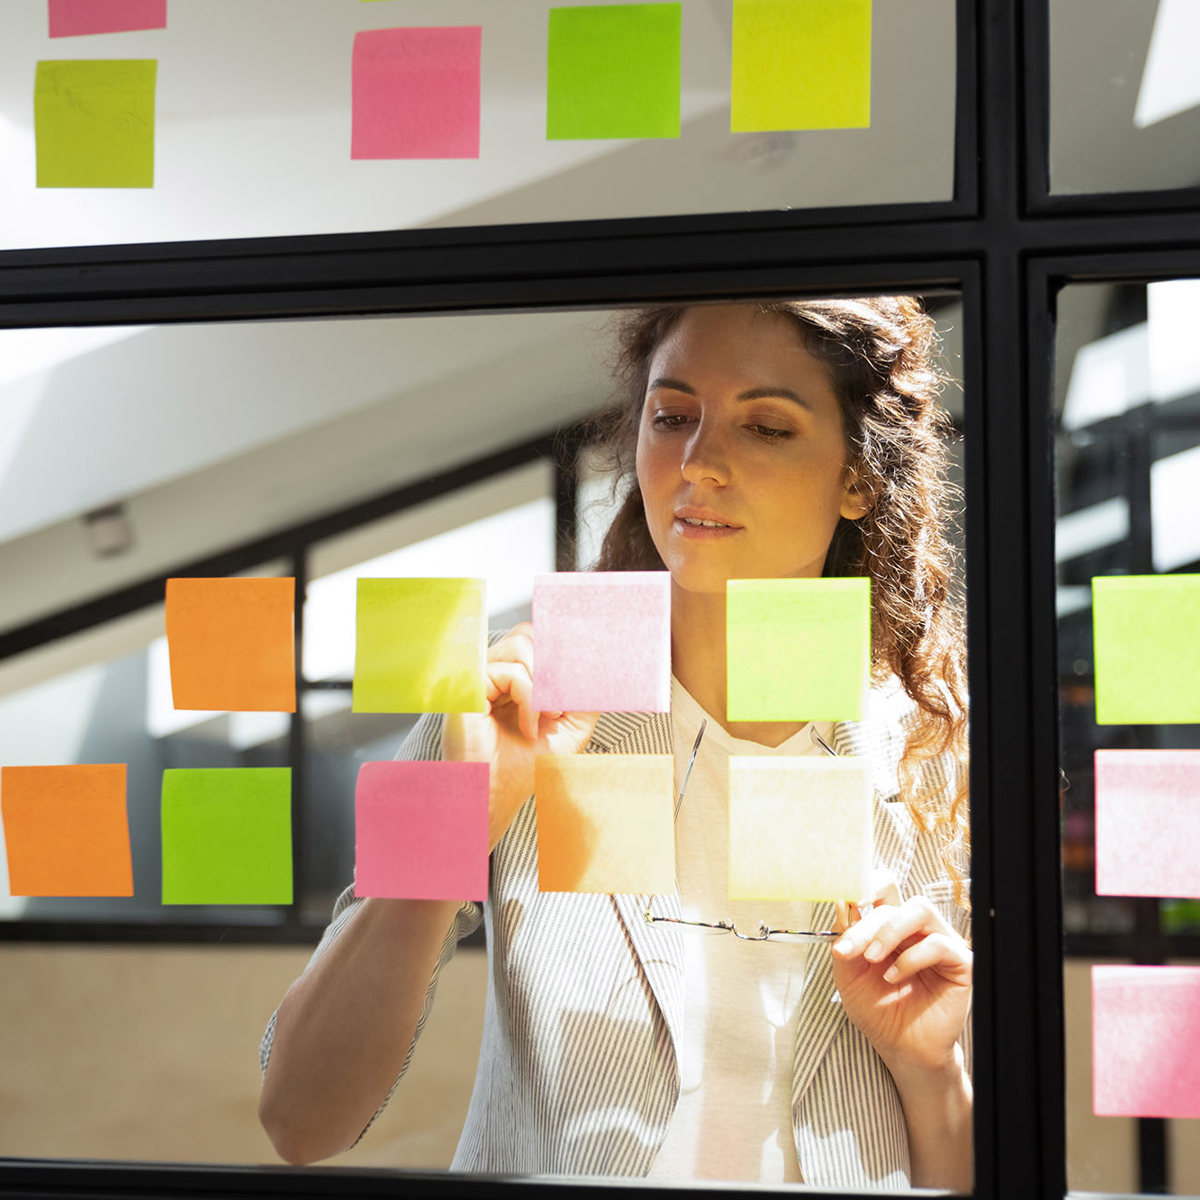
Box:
[729,757,873,901]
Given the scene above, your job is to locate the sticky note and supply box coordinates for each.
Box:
[728,757,872,901]
[726,577,870,722]
[531,572,671,713]
[546,4,682,140]
[353,578,486,714]
[35,59,156,187]
[165,577,295,712]
[1,764,132,897]
[351,27,481,159]
[48,0,166,37]
[1093,965,1200,1117]
[1092,574,1200,724]
[731,0,871,132]
[354,761,488,901]
[161,768,292,905]
[1094,749,1200,899]
[536,754,675,893]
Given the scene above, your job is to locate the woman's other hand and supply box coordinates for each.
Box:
[829,871,972,1079]
[442,623,599,850]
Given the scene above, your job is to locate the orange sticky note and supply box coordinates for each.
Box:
[165,577,296,712]
[1,764,133,897]
[535,754,675,894]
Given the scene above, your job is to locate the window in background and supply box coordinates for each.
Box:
[1056,281,1200,1195]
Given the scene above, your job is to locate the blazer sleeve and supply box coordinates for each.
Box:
[258,710,484,1146]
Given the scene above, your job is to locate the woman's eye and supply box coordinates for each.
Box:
[748,423,793,440]
[651,412,692,428]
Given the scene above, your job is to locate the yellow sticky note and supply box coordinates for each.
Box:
[353,578,486,714]
[729,757,873,901]
[35,59,156,187]
[731,0,871,132]
[536,754,675,894]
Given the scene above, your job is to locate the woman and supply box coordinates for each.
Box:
[258,298,972,1190]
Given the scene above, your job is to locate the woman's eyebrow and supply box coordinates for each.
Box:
[648,377,810,410]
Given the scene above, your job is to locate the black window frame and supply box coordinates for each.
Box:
[4,0,1200,1195]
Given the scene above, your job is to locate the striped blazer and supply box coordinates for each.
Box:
[263,678,970,1190]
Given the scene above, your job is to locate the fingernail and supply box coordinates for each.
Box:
[833,937,853,955]
[883,965,899,983]
[864,940,884,961]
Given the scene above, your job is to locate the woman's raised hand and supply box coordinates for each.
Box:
[829,871,972,1080]
[442,623,599,850]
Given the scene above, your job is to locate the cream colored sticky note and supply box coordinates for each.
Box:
[729,756,872,901]
[535,754,675,894]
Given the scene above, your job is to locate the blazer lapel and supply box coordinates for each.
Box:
[588,712,688,1061]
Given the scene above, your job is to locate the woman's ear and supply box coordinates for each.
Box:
[839,469,874,521]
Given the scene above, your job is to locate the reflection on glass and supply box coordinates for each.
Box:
[1050,0,1200,194]
[1056,281,1200,1194]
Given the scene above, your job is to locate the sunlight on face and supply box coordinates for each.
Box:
[635,305,867,596]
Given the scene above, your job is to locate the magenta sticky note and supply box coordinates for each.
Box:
[1095,749,1200,899]
[1093,965,1200,1117]
[531,572,671,713]
[48,0,166,37]
[351,26,481,159]
[354,760,488,901]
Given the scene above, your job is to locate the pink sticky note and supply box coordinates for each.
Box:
[48,0,166,37]
[1095,749,1200,899]
[354,760,488,901]
[351,26,481,159]
[1093,965,1200,1117]
[531,572,671,713]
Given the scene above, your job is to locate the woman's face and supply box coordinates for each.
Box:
[635,305,868,596]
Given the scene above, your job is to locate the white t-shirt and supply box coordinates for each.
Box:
[647,677,833,1184]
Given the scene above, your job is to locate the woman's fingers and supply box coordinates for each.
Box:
[880,931,972,985]
[486,661,538,741]
[833,895,947,963]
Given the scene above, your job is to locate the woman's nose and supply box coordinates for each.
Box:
[680,421,730,484]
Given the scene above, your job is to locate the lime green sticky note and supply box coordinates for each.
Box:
[161,768,292,905]
[546,3,681,140]
[731,0,871,132]
[1093,575,1200,724]
[353,578,487,714]
[727,577,870,722]
[35,59,156,188]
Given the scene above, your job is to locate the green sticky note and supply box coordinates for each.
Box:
[353,578,487,713]
[546,3,681,140]
[727,577,870,722]
[161,768,292,905]
[35,59,156,188]
[1093,575,1200,724]
[731,0,871,132]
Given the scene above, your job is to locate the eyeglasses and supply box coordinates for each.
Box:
[643,717,843,944]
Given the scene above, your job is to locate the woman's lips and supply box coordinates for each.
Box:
[673,515,741,539]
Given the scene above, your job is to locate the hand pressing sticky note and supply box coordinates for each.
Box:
[354,578,486,714]
[1093,965,1200,1118]
[1092,574,1200,724]
[354,760,488,901]
[1095,749,1200,899]
[1,764,132,897]
[731,0,872,133]
[546,3,682,140]
[729,757,873,901]
[48,0,166,37]
[161,768,292,905]
[536,754,675,894]
[35,59,156,187]
[165,577,295,712]
[532,572,671,713]
[352,26,482,159]
[727,577,870,723]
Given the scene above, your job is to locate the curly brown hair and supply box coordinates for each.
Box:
[583,298,969,898]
